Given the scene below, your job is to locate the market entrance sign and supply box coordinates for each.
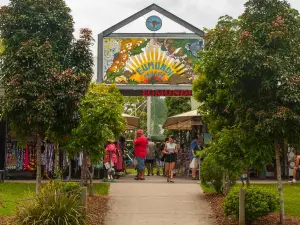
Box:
[97,4,205,96]
[104,37,203,85]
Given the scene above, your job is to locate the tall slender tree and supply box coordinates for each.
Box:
[0,0,93,194]
[193,1,300,224]
[64,84,125,192]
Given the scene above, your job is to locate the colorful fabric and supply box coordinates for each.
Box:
[16,147,24,170]
[23,147,29,170]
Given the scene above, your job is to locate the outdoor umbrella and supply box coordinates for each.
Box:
[162,110,202,130]
[122,114,140,130]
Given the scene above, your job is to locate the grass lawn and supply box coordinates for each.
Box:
[93,183,110,196]
[201,183,300,217]
[0,182,110,217]
[125,167,165,175]
[0,183,35,216]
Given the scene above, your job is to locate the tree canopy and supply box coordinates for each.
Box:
[193,0,300,221]
[63,84,125,186]
[165,97,191,117]
[0,0,94,194]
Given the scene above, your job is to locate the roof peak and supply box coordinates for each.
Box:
[101,3,204,37]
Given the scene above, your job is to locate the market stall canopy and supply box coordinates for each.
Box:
[122,114,140,130]
[162,110,202,130]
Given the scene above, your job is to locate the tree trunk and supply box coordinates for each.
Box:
[87,165,94,196]
[246,168,250,187]
[81,151,87,186]
[36,134,42,195]
[275,140,285,225]
[223,170,230,196]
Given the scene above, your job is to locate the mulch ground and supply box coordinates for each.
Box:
[88,195,110,225]
[0,195,109,225]
[205,193,300,225]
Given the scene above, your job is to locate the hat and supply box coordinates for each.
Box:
[137,129,143,135]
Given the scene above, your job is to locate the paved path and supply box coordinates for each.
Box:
[104,175,216,225]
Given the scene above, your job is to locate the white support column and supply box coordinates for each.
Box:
[147,96,152,138]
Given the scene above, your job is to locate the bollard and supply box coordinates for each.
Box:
[239,188,245,225]
[81,187,88,222]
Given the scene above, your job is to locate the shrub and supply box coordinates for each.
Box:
[200,154,224,193]
[223,187,279,223]
[12,182,85,225]
[53,181,82,197]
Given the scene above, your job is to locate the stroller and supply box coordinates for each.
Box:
[123,147,135,173]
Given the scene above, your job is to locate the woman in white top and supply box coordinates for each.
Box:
[163,136,178,183]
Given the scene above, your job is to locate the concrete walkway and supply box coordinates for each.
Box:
[104,176,216,225]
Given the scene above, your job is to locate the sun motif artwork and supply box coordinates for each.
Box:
[125,49,186,84]
[103,38,204,85]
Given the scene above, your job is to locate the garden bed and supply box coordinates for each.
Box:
[88,195,110,225]
[202,184,300,225]
[0,182,110,224]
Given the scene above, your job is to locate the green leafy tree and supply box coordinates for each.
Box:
[0,1,93,194]
[164,97,191,137]
[193,0,300,223]
[124,96,147,135]
[0,38,4,56]
[165,97,191,117]
[64,84,125,191]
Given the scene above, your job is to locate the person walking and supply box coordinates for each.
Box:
[133,130,148,180]
[163,136,178,183]
[189,136,201,180]
[292,153,300,183]
[146,138,156,176]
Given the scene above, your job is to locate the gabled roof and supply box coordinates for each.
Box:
[102,3,204,37]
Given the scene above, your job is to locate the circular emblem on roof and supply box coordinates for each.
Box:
[146,15,162,31]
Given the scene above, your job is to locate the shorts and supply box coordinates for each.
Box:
[189,158,198,169]
[145,159,154,164]
[165,153,176,163]
[136,157,145,170]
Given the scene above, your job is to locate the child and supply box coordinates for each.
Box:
[241,170,248,187]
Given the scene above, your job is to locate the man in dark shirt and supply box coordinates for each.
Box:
[190,136,200,180]
[134,130,148,180]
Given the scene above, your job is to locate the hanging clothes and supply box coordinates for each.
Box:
[23,147,29,170]
[6,142,17,170]
[46,144,54,173]
[41,143,47,167]
[78,152,83,167]
[16,147,24,170]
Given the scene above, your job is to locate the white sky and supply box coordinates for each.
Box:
[1,0,300,80]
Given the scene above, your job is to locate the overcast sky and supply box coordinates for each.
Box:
[1,0,300,80]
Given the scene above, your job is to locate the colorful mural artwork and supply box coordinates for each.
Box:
[103,38,204,85]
